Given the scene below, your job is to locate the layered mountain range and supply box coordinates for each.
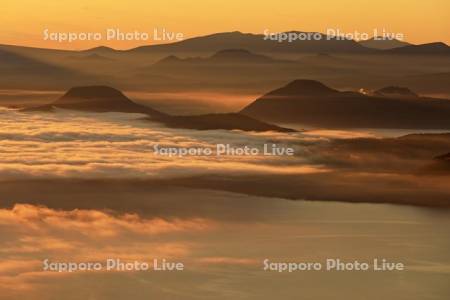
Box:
[127,31,449,55]
[0,31,449,94]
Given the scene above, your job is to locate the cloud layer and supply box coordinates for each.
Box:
[0,108,322,180]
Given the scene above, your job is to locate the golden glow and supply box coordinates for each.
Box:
[1,0,449,50]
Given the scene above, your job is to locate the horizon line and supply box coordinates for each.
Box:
[1,30,448,52]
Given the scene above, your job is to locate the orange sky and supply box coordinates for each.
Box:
[1,0,449,50]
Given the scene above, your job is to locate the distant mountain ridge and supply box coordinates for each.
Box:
[209,49,275,63]
[1,32,448,56]
[130,31,374,54]
[153,49,280,67]
[359,37,411,49]
[129,32,449,55]
[67,53,113,61]
[385,42,450,55]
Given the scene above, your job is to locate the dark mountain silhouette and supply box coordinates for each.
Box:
[241,79,450,129]
[153,49,279,67]
[1,33,447,58]
[154,55,184,65]
[26,86,293,132]
[264,79,339,96]
[385,42,450,55]
[374,86,418,98]
[209,49,274,63]
[26,86,166,117]
[359,37,411,49]
[130,31,374,54]
[82,46,118,54]
[67,53,113,61]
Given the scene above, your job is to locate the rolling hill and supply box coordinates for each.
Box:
[240,79,450,129]
[359,37,411,49]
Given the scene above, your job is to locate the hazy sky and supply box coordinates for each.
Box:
[2,0,449,49]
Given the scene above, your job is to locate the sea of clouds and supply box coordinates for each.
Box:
[0,108,325,180]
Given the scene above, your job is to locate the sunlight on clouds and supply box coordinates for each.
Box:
[0,204,214,238]
[0,109,325,180]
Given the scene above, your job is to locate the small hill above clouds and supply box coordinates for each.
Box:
[265,79,339,96]
[241,79,450,129]
[359,37,411,50]
[209,49,275,63]
[25,86,294,132]
[29,86,166,117]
